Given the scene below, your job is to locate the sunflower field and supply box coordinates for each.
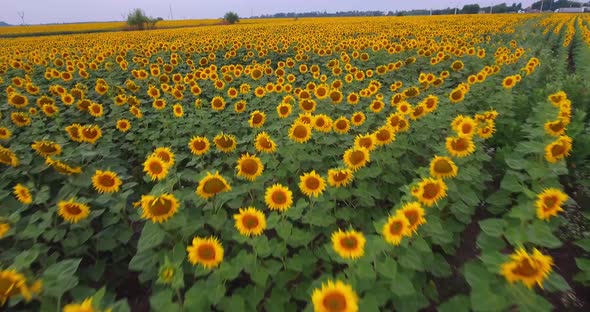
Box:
[1,13,590,312]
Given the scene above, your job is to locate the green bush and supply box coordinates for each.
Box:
[127,8,162,30]
[224,12,239,24]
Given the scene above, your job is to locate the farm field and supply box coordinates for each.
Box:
[1,13,590,311]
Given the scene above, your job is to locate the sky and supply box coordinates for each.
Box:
[0,0,537,25]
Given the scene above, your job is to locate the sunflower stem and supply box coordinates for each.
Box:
[176,288,184,310]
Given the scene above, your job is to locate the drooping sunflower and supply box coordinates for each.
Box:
[397,202,426,233]
[249,110,266,128]
[276,103,292,118]
[477,120,496,139]
[57,199,91,223]
[45,157,82,175]
[152,147,175,167]
[196,171,231,199]
[0,127,12,140]
[31,141,62,158]
[210,96,226,111]
[188,136,210,156]
[11,112,31,127]
[0,269,37,306]
[213,133,237,153]
[331,229,366,260]
[139,193,179,223]
[289,121,313,143]
[254,132,277,153]
[236,153,264,181]
[311,280,359,312]
[187,236,224,269]
[429,156,458,179]
[233,207,266,237]
[332,117,350,134]
[382,214,412,245]
[343,147,370,171]
[500,248,553,289]
[13,184,33,204]
[143,155,170,181]
[327,168,354,187]
[544,135,572,163]
[116,119,131,132]
[264,183,293,212]
[91,170,122,193]
[373,125,396,146]
[535,188,568,220]
[445,136,476,158]
[412,178,448,207]
[80,125,102,144]
[299,170,327,198]
[548,91,567,106]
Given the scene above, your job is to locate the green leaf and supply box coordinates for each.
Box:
[438,295,470,312]
[527,222,562,248]
[574,238,590,251]
[226,295,246,311]
[398,248,424,271]
[575,258,590,271]
[390,272,414,296]
[464,261,493,290]
[360,294,380,312]
[184,282,209,311]
[479,219,507,237]
[376,257,397,279]
[505,157,529,170]
[470,288,508,312]
[13,249,40,270]
[43,258,81,278]
[137,222,166,252]
[544,272,571,292]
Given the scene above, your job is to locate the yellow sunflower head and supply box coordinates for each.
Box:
[445,136,475,158]
[331,229,366,260]
[236,153,264,181]
[332,117,350,134]
[188,136,210,156]
[91,170,122,193]
[396,202,426,233]
[289,121,313,143]
[299,170,326,198]
[412,178,448,207]
[196,171,231,199]
[13,184,33,204]
[343,147,370,171]
[143,155,170,181]
[500,248,554,289]
[311,280,358,312]
[139,193,179,223]
[544,135,572,163]
[58,199,91,223]
[249,110,266,128]
[382,214,412,245]
[233,207,266,237]
[116,119,131,132]
[213,133,237,153]
[264,183,293,212]
[254,132,277,154]
[187,236,224,269]
[429,156,458,179]
[535,188,568,221]
[373,125,396,146]
[31,141,62,158]
[327,168,354,188]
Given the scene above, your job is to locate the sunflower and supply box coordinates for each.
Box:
[454,117,477,138]
[535,188,568,220]
[477,120,496,139]
[448,88,465,103]
[429,156,458,179]
[397,101,412,115]
[331,229,366,260]
[544,119,566,137]
[354,133,377,151]
[299,170,327,198]
[330,89,344,104]
[213,133,237,153]
[548,91,567,106]
[289,121,313,143]
[0,223,9,239]
[8,92,28,108]
[311,280,358,312]
[152,147,175,167]
[0,269,35,306]
[45,157,82,175]
[196,171,231,199]
[187,236,224,269]
[188,136,210,156]
[172,104,184,117]
[41,104,59,117]
[373,125,396,146]
[211,96,226,111]
[382,214,412,245]
[139,193,179,223]
[397,202,426,233]
[412,178,448,207]
[451,60,464,71]
[346,92,360,105]
[31,141,62,158]
[11,112,31,127]
[249,110,266,128]
[333,117,350,134]
[63,298,98,312]
[147,85,161,99]
[343,147,370,171]
[143,155,170,181]
[130,106,143,119]
[92,170,122,193]
[234,100,247,113]
[0,146,19,167]
[502,76,516,89]
[57,199,91,223]
[65,124,83,142]
[327,168,354,187]
[13,184,33,204]
[254,132,277,153]
[236,153,264,181]
[81,125,102,144]
[500,248,553,289]
[116,119,131,132]
[152,99,167,110]
[233,207,266,237]
[88,103,104,117]
[350,112,366,127]
[264,183,293,212]
[446,136,476,158]
[297,112,314,124]
[276,103,292,118]
[422,95,439,113]
[544,135,572,163]
[0,127,12,140]
[369,100,385,113]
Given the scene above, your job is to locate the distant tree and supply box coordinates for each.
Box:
[224,12,239,24]
[461,4,481,14]
[127,8,161,30]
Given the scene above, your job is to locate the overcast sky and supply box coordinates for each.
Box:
[1,0,536,25]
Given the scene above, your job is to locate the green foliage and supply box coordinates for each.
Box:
[126,8,162,30]
[224,12,239,24]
